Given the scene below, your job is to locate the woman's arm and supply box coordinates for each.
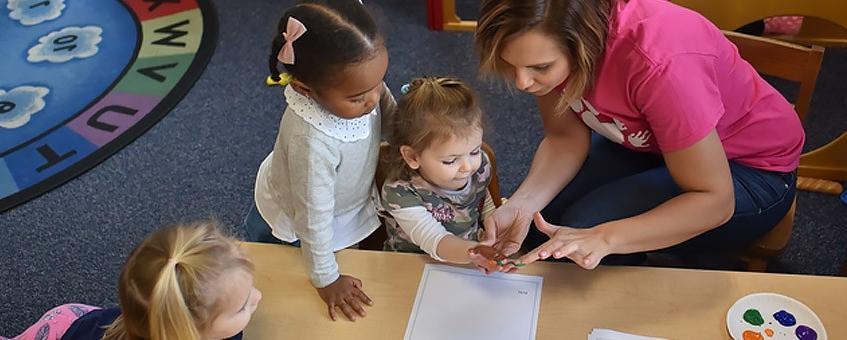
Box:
[597,129,734,253]
[487,91,590,255]
[518,130,735,269]
[511,92,590,210]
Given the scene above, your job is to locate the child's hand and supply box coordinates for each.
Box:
[468,244,506,274]
[316,275,373,322]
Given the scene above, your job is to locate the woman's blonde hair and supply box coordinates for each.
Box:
[102,220,253,340]
[475,0,612,111]
[384,76,484,181]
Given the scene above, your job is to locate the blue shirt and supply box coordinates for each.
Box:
[61,308,244,340]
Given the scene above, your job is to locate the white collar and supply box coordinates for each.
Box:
[284,86,377,142]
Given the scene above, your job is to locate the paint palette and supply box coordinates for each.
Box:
[726,293,826,340]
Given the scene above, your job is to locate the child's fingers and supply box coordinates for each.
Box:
[327,303,338,321]
[347,297,368,318]
[338,302,358,321]
[354,288,373,306]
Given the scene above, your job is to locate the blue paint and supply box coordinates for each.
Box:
[773,310,796,327]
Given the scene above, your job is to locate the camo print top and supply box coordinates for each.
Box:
[381,152,492,254]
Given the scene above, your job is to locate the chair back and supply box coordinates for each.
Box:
[671,0,847,47]
[723,30,824,120]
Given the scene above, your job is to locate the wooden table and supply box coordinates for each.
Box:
[241,242,847,339]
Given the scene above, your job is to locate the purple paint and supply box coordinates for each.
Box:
[773,310,796,326]
[795,325,817,340]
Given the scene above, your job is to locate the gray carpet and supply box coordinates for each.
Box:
[1,0,845,334]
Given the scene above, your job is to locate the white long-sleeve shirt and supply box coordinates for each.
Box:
[254,85,395,287]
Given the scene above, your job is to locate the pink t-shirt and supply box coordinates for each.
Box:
[568,0,804,172]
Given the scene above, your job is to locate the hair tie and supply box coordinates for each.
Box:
[400,83,411,94]
[266,73,292,87]
[277,17,307,65]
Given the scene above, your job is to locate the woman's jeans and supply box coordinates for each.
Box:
[525,134,796,264]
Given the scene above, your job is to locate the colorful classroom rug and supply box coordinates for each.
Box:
[0,0,217,211]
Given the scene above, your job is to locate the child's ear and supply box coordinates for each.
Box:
[399,146,420,170]
[290,79,312,98]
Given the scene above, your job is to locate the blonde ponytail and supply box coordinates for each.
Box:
[102,221,253,340]
[147,258,202,340]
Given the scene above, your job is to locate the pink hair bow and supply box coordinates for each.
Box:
[277,17,307,65]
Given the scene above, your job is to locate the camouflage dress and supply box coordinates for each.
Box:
[381,153,492,254]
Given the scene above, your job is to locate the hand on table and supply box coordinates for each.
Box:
[518,212,612,270]
[316,274,373,321]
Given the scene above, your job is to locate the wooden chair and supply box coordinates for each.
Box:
[724,31,825,271]
[670,0,847,47]
[723,31,824,121]
[674,0,847,188]
[358,142,503,250]
[426,0,476,32]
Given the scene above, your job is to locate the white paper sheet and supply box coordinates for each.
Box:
[404,264,543,340]
[588,328,668,340]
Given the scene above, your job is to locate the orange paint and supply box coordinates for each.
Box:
[765,328,774,337]
[743,330,764,340]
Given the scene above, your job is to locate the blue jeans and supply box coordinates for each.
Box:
[243,203,300,247]
[526,134,796,264]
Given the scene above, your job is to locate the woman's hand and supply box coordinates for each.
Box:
[316,275,373,321]
[482,201,534,256]
[518,213,612,270]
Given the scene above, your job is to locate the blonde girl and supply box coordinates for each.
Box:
[381,77,499,272]
[4,220,260,340]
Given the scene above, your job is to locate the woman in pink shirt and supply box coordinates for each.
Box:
[475,0,803,269]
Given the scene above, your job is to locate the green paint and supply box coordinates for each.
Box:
[743,309,764,326]
[496,260,526,267]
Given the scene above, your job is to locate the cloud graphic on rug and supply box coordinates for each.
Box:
[28,26,103,63]
[7,0,65,26]
[0,86,50,129]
